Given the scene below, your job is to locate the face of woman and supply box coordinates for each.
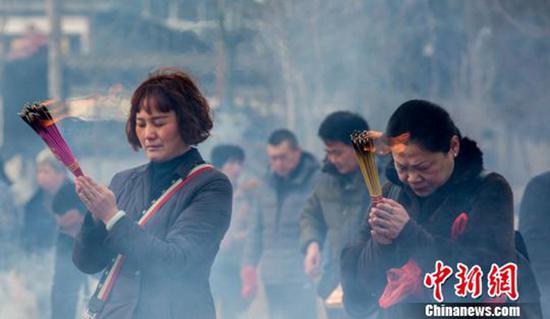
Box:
[392,138,458,197]
[135,107,188,162]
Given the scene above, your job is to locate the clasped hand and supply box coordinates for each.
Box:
[75,176,118,224]
[368,198,410,245]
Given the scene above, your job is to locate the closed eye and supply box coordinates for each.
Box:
[152,120,166,127]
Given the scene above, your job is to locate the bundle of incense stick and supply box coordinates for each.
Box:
[19,101,84,177]
[351,130,383,205]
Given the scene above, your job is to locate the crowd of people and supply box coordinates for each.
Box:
[0,68,547,319]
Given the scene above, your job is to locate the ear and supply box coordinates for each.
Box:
[450,135,460,157]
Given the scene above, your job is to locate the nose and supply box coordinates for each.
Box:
[271,158,283,170]
[407,171,422,184]
[144,124,157,140]
[327,154,337,165]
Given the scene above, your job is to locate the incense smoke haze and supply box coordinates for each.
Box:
[0,1,549,318]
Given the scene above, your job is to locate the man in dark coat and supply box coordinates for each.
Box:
[520,171,550,318]
[242,129,319,319]
[299,111,371,319]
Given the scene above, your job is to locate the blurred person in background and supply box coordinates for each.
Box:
[300,111,370,319]
[0,158,20,269]
[341,100,541,319]
[51,181,87,319]
[73,68,232,319]
[520,171,550,318]
[20,149,67,318]
[210,144,255,319]
[21,149,65,254]
[242,129,319,319]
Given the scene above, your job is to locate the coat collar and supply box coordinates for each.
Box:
[322,159,364,189]
[266,152,319,187]
[132,148,205,210]
[134,147,206,179]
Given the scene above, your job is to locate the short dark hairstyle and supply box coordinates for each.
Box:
[211,144,245,168]
[318,111,369,145]
[268,129,299,149]
[126,68,213,150]
[386,99,460,153]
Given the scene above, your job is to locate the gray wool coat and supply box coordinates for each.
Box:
[73,149,232,319]
[299,164,371,298]
[243,152,320,285]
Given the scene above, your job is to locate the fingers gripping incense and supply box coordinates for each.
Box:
[19,101,84,177]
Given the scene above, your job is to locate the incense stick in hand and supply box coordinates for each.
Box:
[19,101,84,177]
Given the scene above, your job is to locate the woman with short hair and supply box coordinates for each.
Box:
[73,68,232,319]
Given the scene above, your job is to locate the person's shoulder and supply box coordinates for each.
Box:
[480,171,511,188]
[311,171,340,196]
[309,171,326,188]
[194,165,232,191]
[113,163,148,179]
[526,171,550,189]
[475,171,513,198]
[109,163,148,190]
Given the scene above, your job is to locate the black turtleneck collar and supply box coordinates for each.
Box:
[148,147,205,202]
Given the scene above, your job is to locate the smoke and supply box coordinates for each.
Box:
[0,1,549,318]
[0,251,54,319]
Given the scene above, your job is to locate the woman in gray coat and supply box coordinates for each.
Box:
[73,68,232,319]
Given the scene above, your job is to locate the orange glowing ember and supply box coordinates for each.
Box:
[41,113,70,127]
[349,131,411,155]
[388,132,411,154]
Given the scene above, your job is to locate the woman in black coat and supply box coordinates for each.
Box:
[340,100,530,318]
[73,69,232,319]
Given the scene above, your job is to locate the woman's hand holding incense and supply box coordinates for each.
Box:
[369,198,410,243]
[75,176,118,224]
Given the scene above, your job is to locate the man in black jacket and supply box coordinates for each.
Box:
[243,129,319,319]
